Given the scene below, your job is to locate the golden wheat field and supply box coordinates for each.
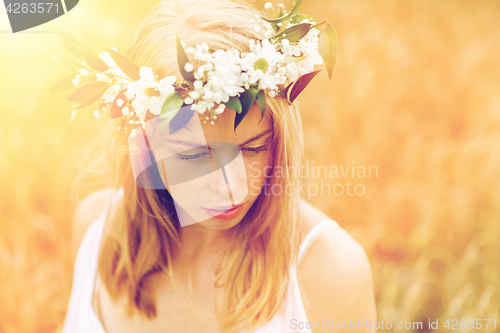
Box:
[1,0,499,332]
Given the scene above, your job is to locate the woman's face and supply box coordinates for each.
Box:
[151,104,273,230]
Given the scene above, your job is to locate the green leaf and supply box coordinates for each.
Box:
[69,108,84,122]
[49,73,76,91]
[234,88,259,130]
[52,54,86,68]
[176,35,195,82]
[76,47,109,72]
[254,58,269,73]
[169,106,194,135]
[255,90,266,122]
[159,91,185,133]
[289,70,322,103]
[66,81,111,105]
[73,85,112,109]
[55,28,79,47]
[223,96,242,114]
[289,13,311,25]
[278,81,294,104]
[54,28,80,55]
[81,73,97,85]
[262,0,303,24]
[273,23,313,42]
[161,91,184,116]
[105,47,141,81]
[59,43,81,58]
[319,21,338,80]
[54,29,98,58]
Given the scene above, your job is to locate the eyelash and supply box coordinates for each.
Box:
[176,152,209,161]
[242,146,268,155]
[176,145,268,161]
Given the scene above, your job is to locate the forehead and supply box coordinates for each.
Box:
[174,103,272,145]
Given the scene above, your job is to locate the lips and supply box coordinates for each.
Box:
[203,204,244,220]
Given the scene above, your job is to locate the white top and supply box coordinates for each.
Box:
[62,188,340,333]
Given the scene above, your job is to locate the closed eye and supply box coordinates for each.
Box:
[176,152,210,161]
[241,145,268,155]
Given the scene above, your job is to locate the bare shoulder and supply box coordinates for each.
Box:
[71,187,120,261]
[297,199,376,332]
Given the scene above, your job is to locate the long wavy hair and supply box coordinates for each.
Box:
[94,0,305,332]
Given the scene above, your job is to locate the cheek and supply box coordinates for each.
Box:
[244,152,272,195]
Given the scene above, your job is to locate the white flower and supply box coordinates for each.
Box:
[102,85,120,104]
[122,106,130,116]
[194,80,203,90]
[78,69,89,77]
[286,62,299,81]
[296,49,324,76]
[189,91,201,100]
[123,69,176,120]
[117,99,124,107]
[100,52,117,68]
[184,63,194,72]
[184,97,194,105]
[139,67,155,81]
[96,73,111,82]
[264,2,273,9]
[215,104,226,114]
[149,96,159,105]
[158,76,176,96]
[204,90,213,99]
[130,128,137,137]
[93,110,101,119]
[149,94,167,116]
[239,39,286,91]
[72,74,82,86]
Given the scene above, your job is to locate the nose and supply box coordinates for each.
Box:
[209,168,230,199]
[208,143,245,201]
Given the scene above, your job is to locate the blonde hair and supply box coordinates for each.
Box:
[96,0,305,332]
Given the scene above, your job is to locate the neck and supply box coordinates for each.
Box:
[177,223,232,262]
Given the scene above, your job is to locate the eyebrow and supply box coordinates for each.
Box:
[239,129,273,146]
[166,129,272,148]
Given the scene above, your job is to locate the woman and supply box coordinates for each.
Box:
[63,0,376,332]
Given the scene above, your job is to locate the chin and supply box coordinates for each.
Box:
[198,219,242,230]
[197,204,252,230]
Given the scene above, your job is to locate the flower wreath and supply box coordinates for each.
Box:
[51,0,338,137]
